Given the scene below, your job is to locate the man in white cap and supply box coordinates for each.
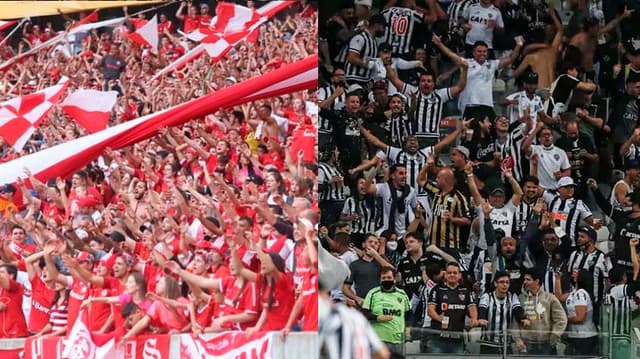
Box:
[542,176,595,247]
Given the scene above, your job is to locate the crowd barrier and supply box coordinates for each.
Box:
[0,331,318,359]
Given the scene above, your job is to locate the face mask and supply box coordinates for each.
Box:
[381,280,395,290]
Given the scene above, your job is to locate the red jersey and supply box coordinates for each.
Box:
[66,276,90,329]
[183,16,199,33]
[28,275,55,333]
[88,285,112,331]
[194,295,217,329]
[300,270,318,331]
[158,20,174,34]
[289,124,316,164]
[198,14,212,28]
[218,276,258,330]
[0,279,28,338]
[257,272,295,331]
[142,262,163,294]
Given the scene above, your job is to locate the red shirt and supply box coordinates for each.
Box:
[289,124,316,164]
[198,14,212,28]
[0,279,28,338]
[142,262,163,294]
[183,16,200,33]
[257,272,295,331]
[158,20,174,34]
[218,276,258,330]
[66,276,90,330]
[88,285,112,331]
[300,270,318,331]
[28,275,55,333]
[194,295,217,329]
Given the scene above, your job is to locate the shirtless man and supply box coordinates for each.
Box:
[513,5,562,90]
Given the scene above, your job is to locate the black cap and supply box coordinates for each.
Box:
[110,230,126,243]
[369,14,387,27]
[522,71,539,84]
[625,159,640,170]
[0,184,16,194]
[578,226,597,242]
[491,187,506,196]
[379,42,392,52]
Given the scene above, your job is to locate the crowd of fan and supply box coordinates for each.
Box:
[318,0,640,358]
[0,0,319,345]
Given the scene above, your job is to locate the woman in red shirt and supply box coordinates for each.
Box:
[33,283,69,337]
[232,245,295,336]
[0,264,28,338]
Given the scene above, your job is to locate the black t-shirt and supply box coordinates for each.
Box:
[100,55,125,80]
[555,134,596,184]
[462,136,495,163]
[551,74,580,105]
[397,254,430,299]
[346,258,383,298]
[428,284,474,338]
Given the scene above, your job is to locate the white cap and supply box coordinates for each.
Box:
[225,76,238,84]
[557,176,576,188]
[346,83,364,95]
[354,0,372,8]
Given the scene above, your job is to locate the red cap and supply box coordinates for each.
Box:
[77,251,95,263]
[194,239,213,249]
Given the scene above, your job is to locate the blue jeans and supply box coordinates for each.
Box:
[429,337,464,354]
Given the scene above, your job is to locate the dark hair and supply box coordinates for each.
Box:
[609,266,627,284]
[239,216,254,227]
[389,163,406,174]
[0,264,17,280]
[523,176,539,186]
[121,301,141,319]
[11,225,24,234]
[380,267,396,277]
[231,110,245,122]
[493,271,510,283]
[404,231,424,242]
[425,262,442,279]
[445,262,459,270]
[522,267,542,283]
[472,41,488,49]
[575,269,594,298]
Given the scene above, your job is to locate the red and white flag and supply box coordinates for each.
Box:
[0,77,68,151]
[179,332,272,359]
[70,9,99,30]
[211,2,260,34]
[0,56,317,186]
[62,310,122,359]
[126,14,158,53]
[0,20,17,32]
[62,89,117,134]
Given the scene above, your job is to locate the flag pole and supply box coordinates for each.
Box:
[130,0,179,18]
[0,18,28,49]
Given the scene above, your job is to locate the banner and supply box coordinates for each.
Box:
[0,1,163,20]
[24,334,169,359]
[0,55,317,185]
[178,332,272,359]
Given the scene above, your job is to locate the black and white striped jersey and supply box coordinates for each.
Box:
[318,162,349,201]
[376,145,434,196]
[380,6,424,58]
[345,30,378,84]
[501,123,528,182]
[318,84,345,134]
[606,282,640,339]
[567,248,612,304]
[401,83,453,139]
[478,291,523,346]
[341,196,380,234]
[543,192,593,246]
[447,0,478,30]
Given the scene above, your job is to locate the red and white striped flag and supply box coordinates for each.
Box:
[62,89,117,134]
[0,56,317,186]
[126,14,158,53]
[0,20,17,32]
[211,2,260,34]
[0,77,68,151]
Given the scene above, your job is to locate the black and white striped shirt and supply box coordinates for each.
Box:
[501,124,527,182]
[567,249,612,304]
[447,0,478,30]
[606,282,640,339]
[320,299,386,359]
[514,199,534,237]
[341,196,380,234]
[478,291,523,346]
[345,30,378,84]
[318,162,348,201]
[380,7,424,57]
[402,84,453,139]
[543,192,593,246]
[318,84,345,134]
[382,113,415,148]
[376,145,434,196]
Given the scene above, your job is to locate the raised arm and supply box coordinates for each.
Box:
[358,124,389,152]
[432,33,464,66]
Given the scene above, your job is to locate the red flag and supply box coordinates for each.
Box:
[179,331,272,358]
[61,310,122,358]
[126,15,158,53]
[70,10,99,30]
[0,20,17,32]
[62,89,117,133]
[212,2,260,34]
[0,77,68,151]
[0,56,317,185]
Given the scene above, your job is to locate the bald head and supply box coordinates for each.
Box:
[436,167,455,190]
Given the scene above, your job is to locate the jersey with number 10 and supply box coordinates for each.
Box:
[380,7,424,58]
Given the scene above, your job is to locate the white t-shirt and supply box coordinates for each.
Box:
[489,200,517,237]
[463,3,504,48]
[529,145,571,190]
[505,90,545,133]
[458,58,499,111]
[566,288,597,338]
